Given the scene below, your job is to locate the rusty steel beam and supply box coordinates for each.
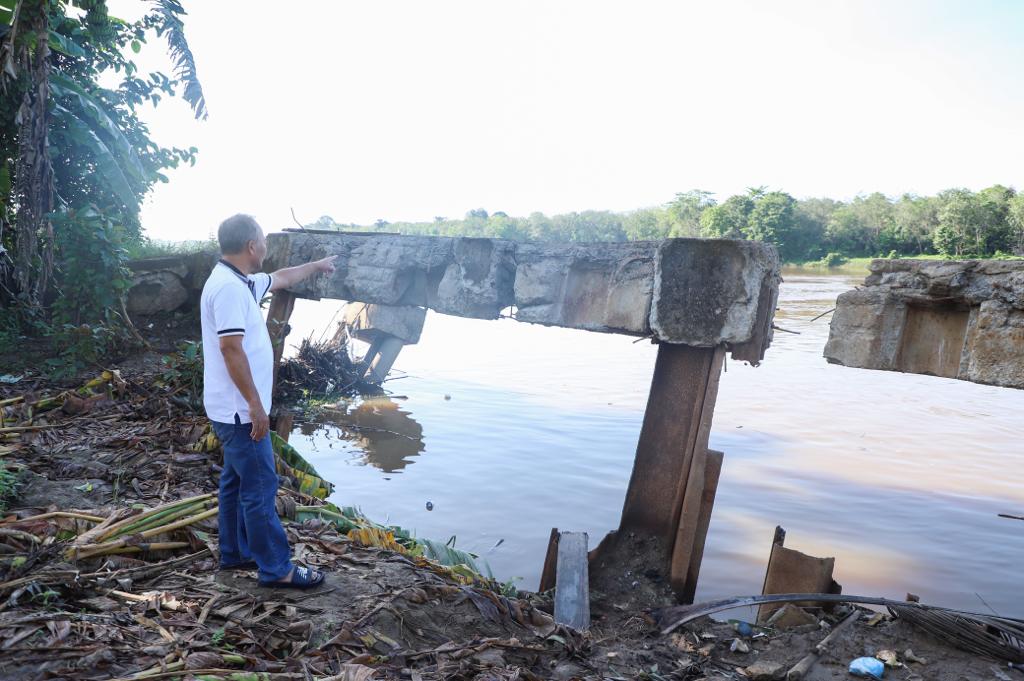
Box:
[671,448,724,602]
[618,343,724,542]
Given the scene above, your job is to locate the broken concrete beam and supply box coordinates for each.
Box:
[343,303,427,345]
[265,232,504,313]
[825,259,1024,388]
[436,238,517,320]
[963,299,1024,387]
[266,231,780,362]
[650,238,780,349]
[513,241,657,334]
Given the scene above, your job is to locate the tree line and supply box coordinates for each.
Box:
[316,186,1024,263]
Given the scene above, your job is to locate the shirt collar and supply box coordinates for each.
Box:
[218,259,256,298]
[218,258,249,281]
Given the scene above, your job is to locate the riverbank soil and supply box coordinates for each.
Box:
[0,328,1008,680]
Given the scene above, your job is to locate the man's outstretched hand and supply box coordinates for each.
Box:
[270,255,339,292]
[314,255,337,275]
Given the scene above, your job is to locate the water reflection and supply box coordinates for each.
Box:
[302,396,425,473]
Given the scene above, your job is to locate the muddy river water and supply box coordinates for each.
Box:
[284,270,1023,614]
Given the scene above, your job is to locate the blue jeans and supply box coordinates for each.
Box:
[211,416,293,581]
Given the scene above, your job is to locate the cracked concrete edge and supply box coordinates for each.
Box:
[266,231,782,352]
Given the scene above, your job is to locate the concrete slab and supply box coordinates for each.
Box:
[266,231,781,362]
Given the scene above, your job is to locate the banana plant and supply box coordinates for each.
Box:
[0,0,205,311]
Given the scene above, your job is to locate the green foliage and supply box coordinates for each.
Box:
[144,0,208,120]
[0,0,204,364]
[210,628,226,647]
[37,206,136,377]
[932,186,1017,257]
[743,191,799,259]
[1008,193,1024,255]
[622,207,672,241]
[44,322,119,378]
[819,252,848,267]
[498,576,522,598]
[417,535,491,578]
[0,467,21,515]
[50,206,132,323]
[159,340,203,410]
[43,3,200,238]
[665,190,715,237]
[700,194,754,239]
[127,236,217,259]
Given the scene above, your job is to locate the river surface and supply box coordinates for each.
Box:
[284,270,1024,614]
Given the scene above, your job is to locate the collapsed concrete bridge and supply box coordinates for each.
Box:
[265,229,781,602]
[825,259,1024,389]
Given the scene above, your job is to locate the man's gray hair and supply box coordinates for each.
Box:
[218,214,262,255]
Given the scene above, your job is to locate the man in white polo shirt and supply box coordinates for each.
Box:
[201,214,336,589]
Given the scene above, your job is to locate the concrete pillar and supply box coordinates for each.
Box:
[342,302,425,384]
[365,336,404,384]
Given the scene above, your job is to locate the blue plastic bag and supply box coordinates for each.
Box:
[732,620,754,637]
[849,657,885,679]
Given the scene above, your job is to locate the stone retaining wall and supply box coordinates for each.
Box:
[125,251,218,315]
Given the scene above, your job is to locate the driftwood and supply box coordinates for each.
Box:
[786,609,861,680]
[653,592,1024,663]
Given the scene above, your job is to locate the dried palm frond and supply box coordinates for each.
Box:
[655,592,1024,663]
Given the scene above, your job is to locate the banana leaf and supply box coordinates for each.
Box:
[50,104,139,211]
[295,503,494,582]
[191,429,333,499]
[49,72,146,182]
[270,431,333,499]
[417,536,491,579]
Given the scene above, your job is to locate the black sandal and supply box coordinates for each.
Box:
[258,565,325,589]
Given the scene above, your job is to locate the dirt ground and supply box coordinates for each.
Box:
[0,331,1018,680]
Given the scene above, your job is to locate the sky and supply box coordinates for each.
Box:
[107,0,1024,242]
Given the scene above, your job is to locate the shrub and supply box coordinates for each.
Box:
[819,252,849,268]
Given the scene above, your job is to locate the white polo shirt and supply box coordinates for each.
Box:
[200,260,275,424]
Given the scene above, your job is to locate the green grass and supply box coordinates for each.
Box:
[127,237,217,259]
[788,252,1024,273]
